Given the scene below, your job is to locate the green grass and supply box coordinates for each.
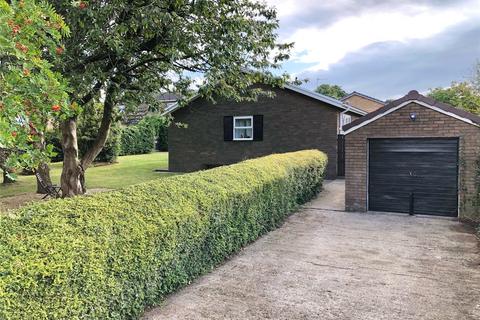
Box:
[0,152,172,198]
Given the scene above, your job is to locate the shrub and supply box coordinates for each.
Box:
[0,150,327,320]
[139,115,169,151]
[119,125,154,155]
[120,115,169,155]
[44,131,64,162]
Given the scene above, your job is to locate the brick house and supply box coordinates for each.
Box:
[165,84,366,179]
[341,91,386,113]
[343,90,480,222]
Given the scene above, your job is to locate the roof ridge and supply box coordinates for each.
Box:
[341,91,386,105]
[342,90,480,133]
[163,84,368,116]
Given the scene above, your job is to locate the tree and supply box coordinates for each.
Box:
[428,81,480,115]
[314,84,347,99]
[0,148,14,184]
[0,0,72,186]
[51,0,291,196]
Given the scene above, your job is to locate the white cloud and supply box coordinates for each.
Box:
[290,7,471,70]
[265,0,480,72]
[266,0,343,19]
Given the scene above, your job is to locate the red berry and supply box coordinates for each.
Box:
[51,104,61,112]
[79,2,87,9]
[12,25,20,35]
[11,131,17,137]
[55,47,64,55]
[15,42,28,53]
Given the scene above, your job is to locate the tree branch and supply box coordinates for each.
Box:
[80,84,116,168]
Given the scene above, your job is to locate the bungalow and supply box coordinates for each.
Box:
[341,91,386,113]
[164,84,366,179]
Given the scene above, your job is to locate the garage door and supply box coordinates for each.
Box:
[368,138,458,216]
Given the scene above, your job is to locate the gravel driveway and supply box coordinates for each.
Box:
[143,181,480,320]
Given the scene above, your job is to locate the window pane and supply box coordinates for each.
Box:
[235,118,252,127]
[234,128,253,139]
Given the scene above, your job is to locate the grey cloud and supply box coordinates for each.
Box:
[297,21,480,100]
[276,0,472,35]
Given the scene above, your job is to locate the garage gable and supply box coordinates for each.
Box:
[342,90,480,134]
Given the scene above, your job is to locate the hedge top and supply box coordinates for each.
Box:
[0,150,327,320]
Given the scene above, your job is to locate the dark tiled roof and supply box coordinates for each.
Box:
[157,92,181,101]
[343,90,480,132]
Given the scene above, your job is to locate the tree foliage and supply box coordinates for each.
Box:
[0,0,72,170]
[50,0,291,195]
[428,81,480,115]
[77,103,122,163]
[314,84,347,99]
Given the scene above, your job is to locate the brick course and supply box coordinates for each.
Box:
[345,102,480,222]
[169,87,355,179]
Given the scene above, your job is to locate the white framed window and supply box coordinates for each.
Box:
[233,116,253,141]
[340,114,352,127]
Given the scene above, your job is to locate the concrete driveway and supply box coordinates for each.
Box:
[143,180,480,320]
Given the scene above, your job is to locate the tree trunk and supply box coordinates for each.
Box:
[60,117,85,196]
[36,162,52,194]
[0,148,15,184]
[35,133,54,194]
[2,169,15,184]
[60,85,116,197]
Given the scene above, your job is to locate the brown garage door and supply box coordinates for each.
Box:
[368,138,458,216]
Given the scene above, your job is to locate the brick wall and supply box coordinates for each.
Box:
[169,87,342,178]
[345,102,480,222]
[343,95,384,113]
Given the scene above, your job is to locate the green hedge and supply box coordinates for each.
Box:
[119,125,155,155]
[0,150,327,320]
[120,116,169,156]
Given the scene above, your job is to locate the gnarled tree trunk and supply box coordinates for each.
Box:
[2,169,15,184]
[35,133,54,194]
[0,148,15,184]
[60,85,116,196]
[36,162,52,193]
[60,117,85,196]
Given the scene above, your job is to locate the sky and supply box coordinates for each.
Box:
[266,0,480,100]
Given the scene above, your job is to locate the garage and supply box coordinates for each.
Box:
[368,138,458,216]
[342,90,480,222]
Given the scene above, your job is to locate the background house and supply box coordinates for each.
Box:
[123,93,180,125]
[341,91,386,113]
[166,85,366,179]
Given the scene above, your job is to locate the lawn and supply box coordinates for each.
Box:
[0,152,172,199]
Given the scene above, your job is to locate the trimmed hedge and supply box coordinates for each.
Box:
[119,124,155,155]
[120,116,169,156]
[0,150,327,320]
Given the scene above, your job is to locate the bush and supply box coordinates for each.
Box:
[156,124,168,151]
[139,115,169,151]
[0,150,327,320]
[120,115,169,155]
[44,131,64,162]
[119,125,154,155]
